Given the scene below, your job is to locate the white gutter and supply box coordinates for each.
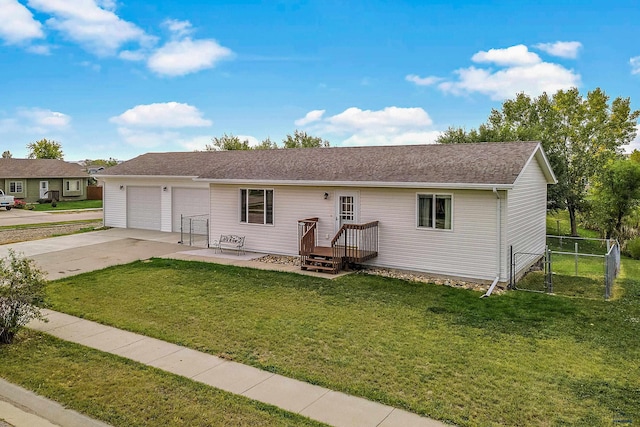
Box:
[191,178,515,190]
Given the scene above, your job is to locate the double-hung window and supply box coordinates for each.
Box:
[9,181,23,193]
[66,180,80,191]
[417,194,452,230]
[240,189,274,225]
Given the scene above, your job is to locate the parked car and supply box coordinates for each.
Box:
[0,189,15,210]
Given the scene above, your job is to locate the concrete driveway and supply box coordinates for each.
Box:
[0,208,103,227]
[0,228,186,280]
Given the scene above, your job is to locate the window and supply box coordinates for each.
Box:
[9,181,23,193]
[417,194,452,230]
[240,189,273,225]
[66,180,80,191]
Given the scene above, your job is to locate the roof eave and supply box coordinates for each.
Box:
[192,178,515,190]
[96,174,201,179]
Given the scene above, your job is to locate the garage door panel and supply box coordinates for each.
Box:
[172,188,209,232]
[127,186,161,230]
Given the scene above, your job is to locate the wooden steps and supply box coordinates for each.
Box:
[301,246,342,274]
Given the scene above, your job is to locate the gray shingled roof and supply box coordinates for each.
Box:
[102,142,547,185]
[0,159,88,178]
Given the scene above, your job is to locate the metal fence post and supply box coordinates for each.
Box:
[546,246,553,294]
[574,242,579,276]
[508,245,514,289]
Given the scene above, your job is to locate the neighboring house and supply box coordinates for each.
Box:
[98,142,556,282]
[0,159,90,203]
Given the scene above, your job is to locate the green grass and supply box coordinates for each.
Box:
[0,330,325,427]
[46,258,640,426]
[29,200,102,211]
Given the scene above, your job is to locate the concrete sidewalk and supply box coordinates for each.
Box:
[28,310,446,427]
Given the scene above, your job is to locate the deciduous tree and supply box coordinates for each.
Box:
[27,138,64,159]
[437,88,640,236]
[206,134,251,151]
[2,151,11,158]
[282,130,330,148]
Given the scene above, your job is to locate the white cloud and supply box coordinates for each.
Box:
[18,107,71,128]
[534,41,582,59]
[415,44,581,101]
[110,102,212,128]
[471,44,541,66]
[0,0,44,44]
[297,106,438,146]
[164,19,193,38]
[405,74,442,86]
[119,49,146,61]
[177,135,215,151]
[631,56,640,75]
[147,38,233,76]
[26,44,50,55]
[27,0,154,55]
[294,110,325,126]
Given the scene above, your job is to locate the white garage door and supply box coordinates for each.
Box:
[127,186,161,230]
[172,188,209,232]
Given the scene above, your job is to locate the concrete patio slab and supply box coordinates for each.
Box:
[146,347,227,378]
[300,390,394,427]
[110,337,182,364]
[192,361,274,394]
[242,373,329,414]
[76,328,146,352]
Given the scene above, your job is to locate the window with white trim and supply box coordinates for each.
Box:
[240,189,273,225]
[417,194,452,230]
[66,180,81,191]
[9,181,23,193]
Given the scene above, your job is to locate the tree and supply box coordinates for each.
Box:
[206,133,251,151]
[437,88,640,236]
[86,158,119,167]
[0,250,47,344]
[255,137,278,150]
[2,151,11,158]
[282,130,330,148]
[630,149,640,164]
[27,138,64,159]
[589,159,640,239]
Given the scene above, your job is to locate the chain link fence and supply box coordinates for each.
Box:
[512,236,620,300]
[179,214,209,248]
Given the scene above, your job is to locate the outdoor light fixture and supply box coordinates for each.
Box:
[323,192,329,199]
[119,185,124,190]
[163,186,168,192]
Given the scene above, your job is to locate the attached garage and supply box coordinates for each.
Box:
[127,186,161,230]
[171,187,210,232]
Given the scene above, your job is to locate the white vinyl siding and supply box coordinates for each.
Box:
[127,186,161,230]
[172,188,209,232]
[210,185,499,281]
[507,157,549,277]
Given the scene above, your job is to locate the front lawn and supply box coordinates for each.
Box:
[29,200,102,211]
[0,331,324,427]
[46,258,640,426]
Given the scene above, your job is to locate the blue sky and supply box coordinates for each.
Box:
[1,0,639,161]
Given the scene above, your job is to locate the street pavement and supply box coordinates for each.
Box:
[0,208,102,227]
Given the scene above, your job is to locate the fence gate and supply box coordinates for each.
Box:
[179,214,209,248]
[509,247,549,292]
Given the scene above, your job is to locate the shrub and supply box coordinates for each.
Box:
[626,238,640,260]
[0,250,47,344]
[13,199,26,209]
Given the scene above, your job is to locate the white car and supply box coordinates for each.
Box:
[0,189,15,210]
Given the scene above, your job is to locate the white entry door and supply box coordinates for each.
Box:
[335,192,358,232]
[39,181,49,199]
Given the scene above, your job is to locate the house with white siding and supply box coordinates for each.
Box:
[97,142,556,283]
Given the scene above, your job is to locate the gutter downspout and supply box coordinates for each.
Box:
[482,187,502,298]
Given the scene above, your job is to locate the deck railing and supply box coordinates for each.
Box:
[298,218,319,266]
[331,221,379,264]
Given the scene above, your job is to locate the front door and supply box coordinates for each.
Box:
[39,181,49,199]
[335,192,358,232]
